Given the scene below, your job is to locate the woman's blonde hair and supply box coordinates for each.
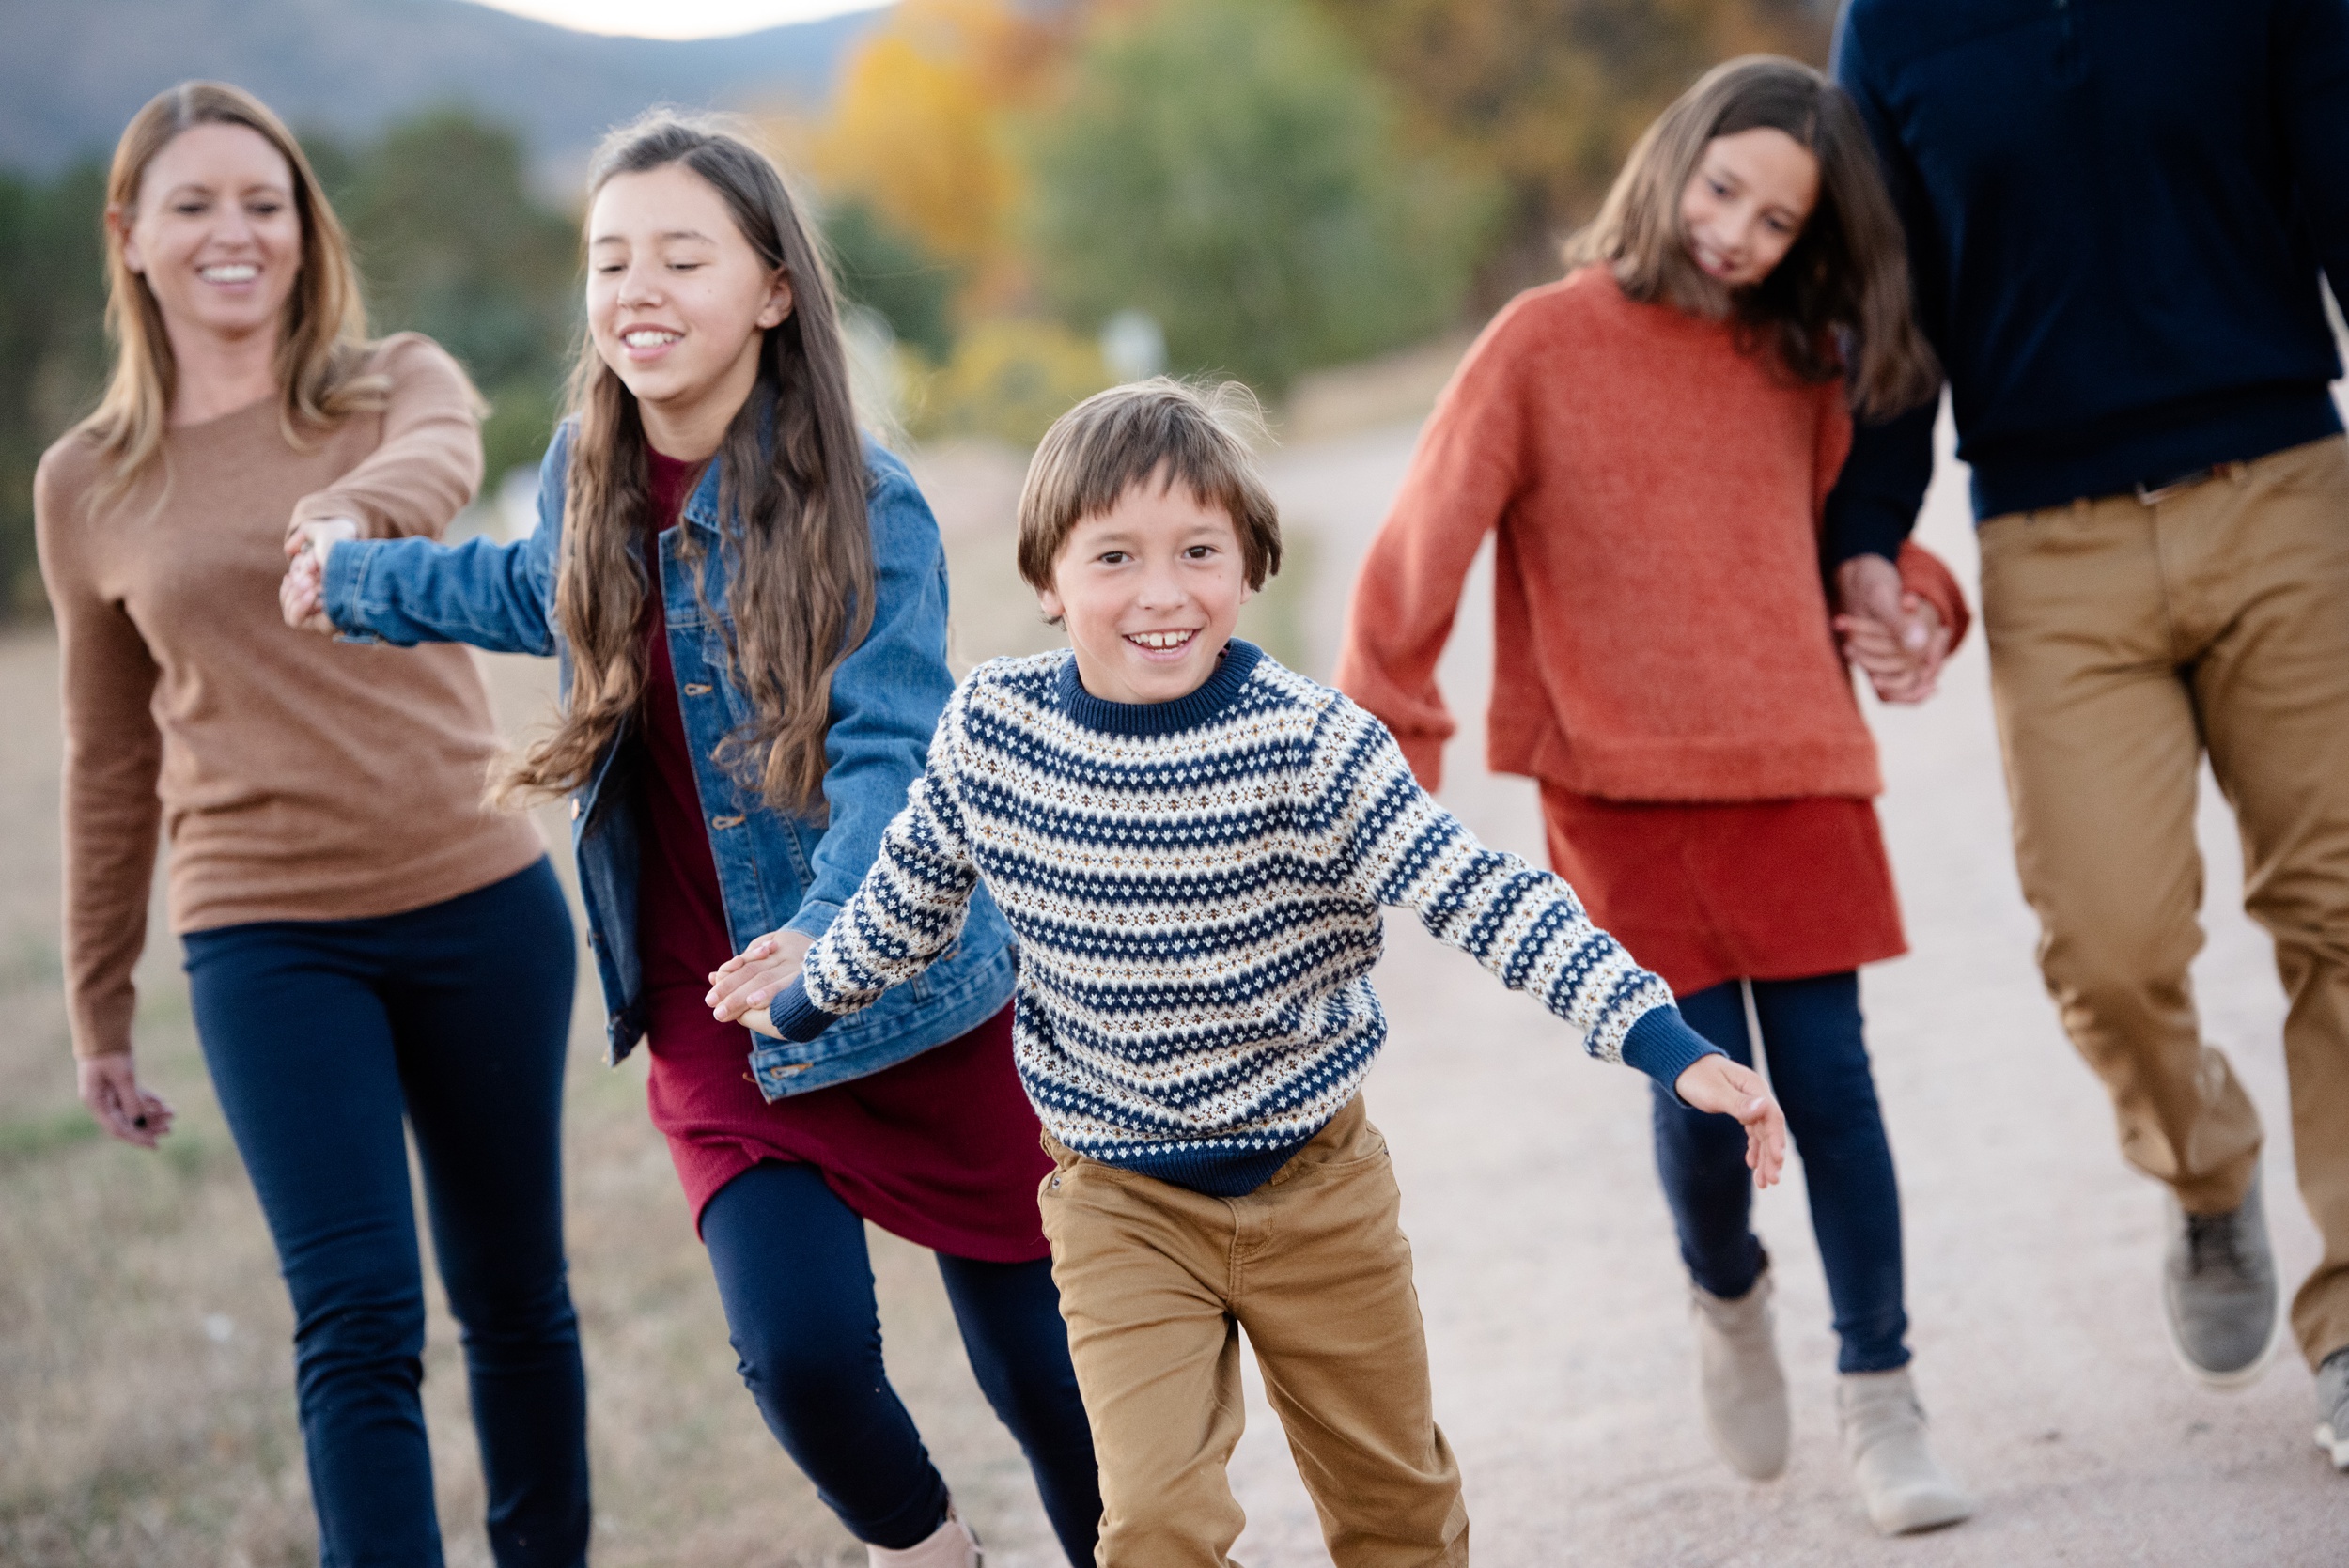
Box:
[497,114,873,816]
[83,81,386,485]
[1563,55,1940,420]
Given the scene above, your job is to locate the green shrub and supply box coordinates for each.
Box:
[1022,0,1498,396]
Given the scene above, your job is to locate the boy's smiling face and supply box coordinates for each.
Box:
[1038,469,1253,706]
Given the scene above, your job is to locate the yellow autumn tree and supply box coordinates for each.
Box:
[810,0,1056,278]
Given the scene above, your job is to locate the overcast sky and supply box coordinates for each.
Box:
[470,0,888,40]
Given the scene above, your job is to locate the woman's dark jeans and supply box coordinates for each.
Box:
[701,1159,1101,1563]
[183,859,587,1567]
[1652,970,1911,1373]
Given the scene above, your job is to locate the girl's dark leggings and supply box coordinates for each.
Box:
[1652,970,1911,1374]
[182,859,587,1568]
[700,1159,1102,1563]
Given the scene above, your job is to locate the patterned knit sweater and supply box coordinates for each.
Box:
[771,640,1721,1196]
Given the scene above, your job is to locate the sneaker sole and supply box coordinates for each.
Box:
[2162,1281,2281,1391]
[1875,1495,1974,1536]
[2320,1421,2349,1471]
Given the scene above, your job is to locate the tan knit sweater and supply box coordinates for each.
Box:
[35,334,544,1060]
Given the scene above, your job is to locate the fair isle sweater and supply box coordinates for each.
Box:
[770,641,1721,1196]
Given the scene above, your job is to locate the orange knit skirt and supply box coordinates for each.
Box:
[1538,786,1907,999]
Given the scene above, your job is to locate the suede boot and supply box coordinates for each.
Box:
[1837,1367,1972,1535]
[1690,1265,1790,1480]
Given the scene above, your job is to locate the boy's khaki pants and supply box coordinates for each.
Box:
[1979,432,2349,1368]
[1038,1095,1469,1567]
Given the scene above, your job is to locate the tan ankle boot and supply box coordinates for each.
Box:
[868,1506,982,1567]
[1691,1266,1790,1480]
[1837,1367,1972,1535]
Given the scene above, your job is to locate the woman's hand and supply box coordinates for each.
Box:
[1833,553,1951,705]
[280,517,359,633]
[1672,1054,1787,1188]
[78,1052,176,1150]
[708,928,816,1040]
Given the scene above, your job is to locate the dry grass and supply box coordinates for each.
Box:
[0,464,1230,1567]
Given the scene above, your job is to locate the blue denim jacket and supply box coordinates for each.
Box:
[321,420,1015,1099]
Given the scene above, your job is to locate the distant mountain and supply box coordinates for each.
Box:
[1,0,887,175]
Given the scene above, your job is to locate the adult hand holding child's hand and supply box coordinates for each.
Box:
[708,928,816,1040]
[1672,1054,1787,1188]
[280,517,359,634]
[1832,553,1950,705]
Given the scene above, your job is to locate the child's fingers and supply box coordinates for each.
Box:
[709,939,771,983]
[707,965,763,1011]
[708,963,790,1021]
[1740,1094,1788,1188]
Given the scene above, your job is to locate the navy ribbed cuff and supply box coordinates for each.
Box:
[769,977,839,1043]
[1619,1006,1724,1103]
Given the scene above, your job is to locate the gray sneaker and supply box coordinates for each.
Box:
[2162,1166,2279,1389]
[2319,1349,2349,1472]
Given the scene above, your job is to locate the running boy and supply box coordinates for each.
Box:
[709,378,1788,1565]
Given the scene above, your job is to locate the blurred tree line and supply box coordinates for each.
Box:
[803,0,1825,442]
[1,0,1826,619]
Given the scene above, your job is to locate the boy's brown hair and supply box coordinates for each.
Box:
[1018,378,1283,595]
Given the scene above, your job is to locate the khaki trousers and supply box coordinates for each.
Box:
[1038,1096,1469,1567]
[1979,433,2349,1368]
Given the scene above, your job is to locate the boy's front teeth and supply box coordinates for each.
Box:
[1129,631,1192,650]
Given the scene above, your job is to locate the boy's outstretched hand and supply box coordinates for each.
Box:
[1672,1055,1788,1188]
[708,927,815,1041]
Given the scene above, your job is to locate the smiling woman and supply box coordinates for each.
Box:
[82,85,389,489]
[34,80,588,1568]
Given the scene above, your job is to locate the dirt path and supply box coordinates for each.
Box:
[3,415,2341,1565]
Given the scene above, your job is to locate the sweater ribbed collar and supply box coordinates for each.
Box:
[1053,639,1265,737]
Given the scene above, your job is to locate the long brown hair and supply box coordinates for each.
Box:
[1563,55,1939,419]
[84,81,386,485]
[501,114,873,815]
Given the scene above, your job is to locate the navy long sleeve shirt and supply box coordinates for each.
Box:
[1825,0,2349,561]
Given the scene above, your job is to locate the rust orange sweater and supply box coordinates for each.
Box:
[1336,267,1966,800]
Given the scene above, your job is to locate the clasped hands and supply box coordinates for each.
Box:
[708,928,813,1041]
[1833,553,1949,704]
[279,517,358,633]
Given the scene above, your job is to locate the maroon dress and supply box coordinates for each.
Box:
[630,450,1049,1260]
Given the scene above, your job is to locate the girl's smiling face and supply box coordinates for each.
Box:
[119,122,303,348]
[587,163,792,458]
[1037,472,1253,706]
[1679,126,1819,288]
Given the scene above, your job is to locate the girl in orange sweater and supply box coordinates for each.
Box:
[1337,56,1972,1536]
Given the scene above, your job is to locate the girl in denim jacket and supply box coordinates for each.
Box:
[283,115,1097,1568]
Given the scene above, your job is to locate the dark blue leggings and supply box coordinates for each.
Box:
[1652,971,1910,1374]
[182,860,587,1568]
[700,1160,1100,1562]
